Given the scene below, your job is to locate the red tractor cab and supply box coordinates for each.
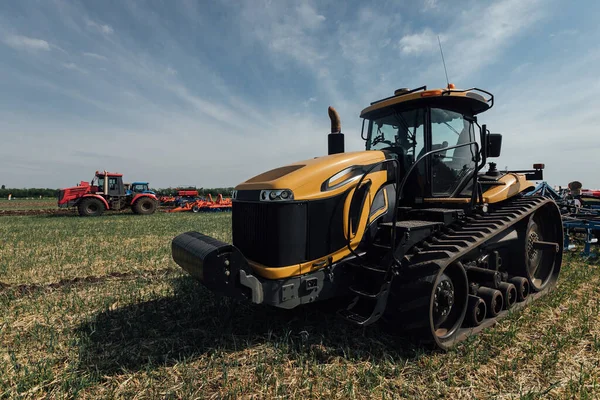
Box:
[58,170,159,216]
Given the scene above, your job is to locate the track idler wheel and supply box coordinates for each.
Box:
[516,204,563,292]
[508,276,530,302]
[464,295,486,327]
[498,282,517,309]
[477,287,503,317]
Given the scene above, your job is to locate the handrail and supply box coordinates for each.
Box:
[344,140,481,279]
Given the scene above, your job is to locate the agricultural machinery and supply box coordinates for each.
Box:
[166,194,232,213]
[58,171,159,216]
[172,84,563,350]
[527,181,600,256]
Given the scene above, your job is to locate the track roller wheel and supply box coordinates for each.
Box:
[464,294,486,327]
[498,282,517,309]
[508,276,530,302]
[477,287,503,317]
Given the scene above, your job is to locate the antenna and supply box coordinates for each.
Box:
[437,35,449,87]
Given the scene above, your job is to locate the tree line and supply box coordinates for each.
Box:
[0,187,235,199]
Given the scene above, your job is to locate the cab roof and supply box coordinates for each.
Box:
[359,85,493,120]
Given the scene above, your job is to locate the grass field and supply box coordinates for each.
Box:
[1,209,599,399]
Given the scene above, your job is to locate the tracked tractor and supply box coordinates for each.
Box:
[171,85,563,349]
[58,171,159,216]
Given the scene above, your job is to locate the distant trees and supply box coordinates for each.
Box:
[0,188,58,198]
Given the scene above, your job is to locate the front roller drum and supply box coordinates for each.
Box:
[171,231,263,303]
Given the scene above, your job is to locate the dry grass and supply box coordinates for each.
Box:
[1,211,599,399]
[0,199,56,211]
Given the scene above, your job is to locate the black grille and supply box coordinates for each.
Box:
[232,201,308,267]
[232,192,348,268]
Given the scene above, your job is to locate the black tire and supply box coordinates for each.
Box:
[78,197,105,217]
[132,197,157,215]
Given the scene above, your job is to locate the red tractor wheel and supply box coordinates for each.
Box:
[78,197,105,217]
[133,197,157,215]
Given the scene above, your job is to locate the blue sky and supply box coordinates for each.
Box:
[1,0,599,189]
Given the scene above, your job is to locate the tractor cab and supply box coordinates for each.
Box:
[127,181,154,195]
[359,85,498,203]
[92,171,126,197]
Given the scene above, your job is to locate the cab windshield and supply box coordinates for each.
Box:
[365,108,425,164]
[365,107,479,197]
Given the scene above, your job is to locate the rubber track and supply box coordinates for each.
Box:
[386,195,558,349]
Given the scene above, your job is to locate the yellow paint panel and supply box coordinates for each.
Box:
[235,150,387,201]
[483,173,534,203]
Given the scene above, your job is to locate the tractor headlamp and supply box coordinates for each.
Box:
[232,190,238,200]
[260,189,294,202]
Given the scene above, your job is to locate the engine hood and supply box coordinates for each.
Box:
[235,150,387,201]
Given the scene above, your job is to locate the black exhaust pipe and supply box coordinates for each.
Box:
[328,106,344,155]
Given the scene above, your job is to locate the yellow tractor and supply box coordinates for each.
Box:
[172,84,563,349]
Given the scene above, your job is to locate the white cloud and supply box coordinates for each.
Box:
[398,28,439,55]
[166,66,177,75]
[3,35,51,51]
[83,52,107,60]
[85,19,114,35]
[295,3,326,30]
[63,62,88,74]
[303,97,317,107]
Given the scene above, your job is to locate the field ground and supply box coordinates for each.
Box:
[0,199,57,211]
[1,206,599,399]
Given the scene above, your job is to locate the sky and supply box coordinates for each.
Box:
[1,0,599,190]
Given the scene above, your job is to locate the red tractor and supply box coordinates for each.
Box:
[57,170,159,216]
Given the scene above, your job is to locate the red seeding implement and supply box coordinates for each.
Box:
[165,193,232,213]
[58,170,159,216]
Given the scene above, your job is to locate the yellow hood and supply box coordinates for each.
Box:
[235,150,387,201]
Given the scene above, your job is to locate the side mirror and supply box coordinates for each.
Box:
[487,134,502,158]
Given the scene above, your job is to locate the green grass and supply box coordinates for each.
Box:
[1,212,599,399]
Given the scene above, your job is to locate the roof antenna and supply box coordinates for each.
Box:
[437,35,450,88]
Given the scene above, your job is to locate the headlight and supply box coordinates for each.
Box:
[232,190,237,200]
[260,189,294,201]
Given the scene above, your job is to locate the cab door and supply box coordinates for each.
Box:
[107,176,125,196]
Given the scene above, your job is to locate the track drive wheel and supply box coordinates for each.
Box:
[429,263,469,348]
[385,262,468,350]
[78,197,105,217]
[133,197,158,215]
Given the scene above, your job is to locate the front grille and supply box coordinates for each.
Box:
[232,201,307,267]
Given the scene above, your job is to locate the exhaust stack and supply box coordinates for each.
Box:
[327,106,345,155]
